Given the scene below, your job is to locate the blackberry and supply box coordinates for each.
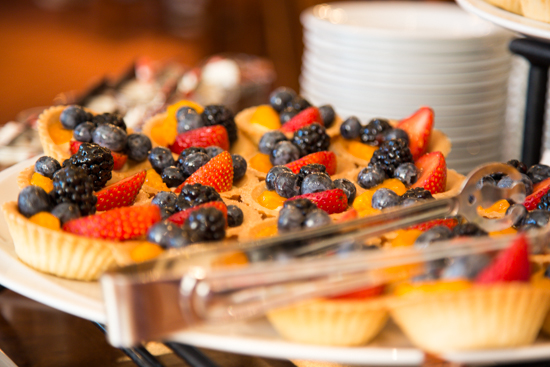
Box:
[52,165,97,216]
[383,128,409,146]
[176,183,222,211]
[65,143,114,191]
[92,112,127,131]
[369,139,413,177]
[538,191,550,211]
[184,207,226,243]
[402,187,434,200]
[291,123,330,157]
[452,223,488,237]
[360,118,393,146]
[507,159,527,174]
[201,105,238,145]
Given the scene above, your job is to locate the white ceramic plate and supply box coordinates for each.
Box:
[456,0,550,40]
[3,158,550,365]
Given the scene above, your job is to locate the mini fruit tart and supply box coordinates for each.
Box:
[37,105,152,178]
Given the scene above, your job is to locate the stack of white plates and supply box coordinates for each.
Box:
[300,1,514,174]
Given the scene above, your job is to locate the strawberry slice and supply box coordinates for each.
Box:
[175,151,233,193]
[411,151,446,195]
[288,188,348,214]
[70,140,127,169]
[167,201,228,227]
[285,151,337,175]
[95,170,146,211]
[409,218,458,232]
[169,125,229,154]
[328,284,385,300]
[280,107,322,133]
[336,208,358,223]
[63,205,161,240]
[476,234,531,284]
[397,107,434,160]
[524,177,550,210]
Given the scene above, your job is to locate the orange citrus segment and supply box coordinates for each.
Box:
[130,242,164,262]
[250,153,273,173]
[48,120,73,145]
[394,279,472,296]
[256,225,278,238]
[489,227,517,237]
[144,169,170,191]
[29,212,60,230]
[31,172,54,193]
[250,105,281,129]
[167,99,204,116]
[257,191,286,210]
[151,119,177,146]
[478,199,510,219]
[378,178,407,195]
[211,251,249,268]
[347,141,378,161]
[390,229,423,248]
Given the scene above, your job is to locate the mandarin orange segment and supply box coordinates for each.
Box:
[347,141,378,161]
[31,172,54,193]
[256,225,278,238]
[48,120,73,145]
[378,178,408,195]
[211,251,249,268]
[390,229,423,247]
[489,227,517,237]
[151,118,178,146]
[29,212,61,230]
[167,99,204,116]
[250,153,273,173]
[257,191,286,210]
[478,199,510,219]
[250,105,281,129]
[145,169,170,191]
[394,279,472,296]
[130,242,164,262]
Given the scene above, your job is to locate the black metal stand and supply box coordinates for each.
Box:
[509,38,550,166]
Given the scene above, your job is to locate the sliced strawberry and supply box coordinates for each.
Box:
[476,234,531,284]
[336,208,358,223]
[167,201,228,227]
[397,106,434,160]
[285,151,337,175]
[280,107,322,133]
[70,140,82,155]
[524,177,550,210]
[95,170,146,211]
[288,188,348,214]
[112,151,128,170]
[169,125,229,155]
[328,284,385,300]
[175,151,233,193]
[409,218,458,232]
[63,205,161,240]
[411,151,446,195]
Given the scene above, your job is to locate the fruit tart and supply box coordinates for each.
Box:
[37,105,153,178]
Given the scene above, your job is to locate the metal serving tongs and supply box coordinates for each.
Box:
[102,163,529,347]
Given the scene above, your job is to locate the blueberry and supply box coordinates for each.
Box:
[303,209,331,229]
[519,223,539,232]
[476,175,496,190]
[266,166,292,191]
[497,174,533,196]
[301,173,334,195]
[259,131,287,155]
[35,156,61,179]
[60,105,89,130]
[277,206,304,232]
[383,128,409,146]
[269,87,297,113]
[17,186,53,218]
[274,171,301,198]
[232,154,247,182]
[51,203,81,225]
[333,178,356,205]
[283,198,317,216]
[505,203,527,228]
[452,223,488,237]
[73,122,95,143]
[280,107,298,124]
[176,107,204,134]
[152,191,178,214]
[149,147,175,174]
[298,164,326,181]
[288,96,311,112]
[227,205,244,227]
[270,141,300,165]
[357,166,386,189]
[92,124,127,152]
[523,209,550,228]
[371,188,402,210]
[414,225,453,249]
[147,220,188,249]
[182,152,210,176]
[126,134,152,162]
[162,166,185,188]
[206,146,224,159]
[527,164,550,184]
[318,105,336,128]
[340,117,362,140]
[441,254,492,280]
[177,147,208,169]
[394,163,418,186]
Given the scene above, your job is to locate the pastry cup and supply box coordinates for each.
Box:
[389,283,550,353]
[488,0,523,14]
[267,297,388,346]
[234,106,344,146]
[222,198,264,240]
[520,0,550,21]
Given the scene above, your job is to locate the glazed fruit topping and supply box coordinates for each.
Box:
[95,170,146,211]
[175,183,223,210]
[169,125,230,154]
[291,123,331,157]
[177,151,234,193]
[17,186,54,218]
[65,143,114,191]
[280,107,322,133]
[340,117,362,140]
[269,87,297,113]
[176,107,204,134]
[277,198,331,233]
[92,124,127,152]
[360,118,392,146]
[184,207,226,243]
[126,134,152,162]
[411,151,447,195]
[333,178,356,205]
[265,166,292,191]
[201,105,238,145]
[524,177,550,210]
[149,147,175,174]
[270,141,300,166]
[396,106,434,160]
[369,139,413,177]
[289,188,348,214]
[147,220,188,249]
[60,105,91,130]
[52,165,97,216]
[35,156,61,179]
[168,201,227,227]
